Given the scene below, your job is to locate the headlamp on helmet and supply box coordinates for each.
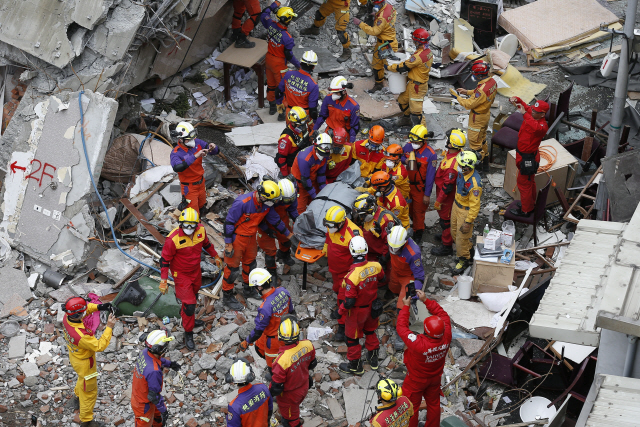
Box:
[384,144,403,161]
[287,106,308,128]
[314,133,333,158]
[172,121,197,145]
[276,6,297,25]
[257,180,281,206]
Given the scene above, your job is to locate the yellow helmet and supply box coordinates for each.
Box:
[456,150,478,169]
[278,316,300,343]
[376,378,402,402]
[179,207,199,224]
[287,106,308,126]
[447,129,467,150]
[353,194,376,215]
[276,6,297,25]
[408,124,428,142]
[323,206,346,230]
[257,180,281,203]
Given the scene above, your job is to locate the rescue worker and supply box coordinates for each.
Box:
[261,3,300,120]
[62,297,116,427]
[352,194,400,266]
[337,237,384,375]
[223,180,292,310]
[386,29,433,127]
[396,290,451,427]
[352,125,386,178]
[231,0,260,48]
[450,151,482,275]
[369,379,414,427]
[323,206,363,342]
[326,127,354,183]
[291,133,332,214]
[431,129,465,256]
[239,268,294,375]
[160,208,221,350]
[509,97,549,217]
[370,171,410,229]
[276,51,320,122]
[270,317,317,427]
[170,122,220,216]
[313,76,360,142]
[131,330,181,427]
[276,107,313,177]
[449,61,496,163]
[257,178,299,278]
[387,226,425,350]
[402,125,437,243]
[380,144,410,201]
[226,359,274,427]
[352,0,398,92]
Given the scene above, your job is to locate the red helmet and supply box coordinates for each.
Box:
[412,28,431,45]
[372,0,385,4]
[333,127,348,145]
[471,61,490,77]
[423,315,445,339]
[64,297,88,316]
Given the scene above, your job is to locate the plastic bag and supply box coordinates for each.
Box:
[502,220,515,247]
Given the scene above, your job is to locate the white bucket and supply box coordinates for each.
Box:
[386,53,409,94]
[457,276,473,300]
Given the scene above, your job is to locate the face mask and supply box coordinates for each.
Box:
[364,214,374,223]
[328,227,338,233]
[332,145,344,155]
[375,191,383,197]
[185,139,196,148]
[389,246,400,254]
[183,228,195,235]
[264,200,275,207]
[369,143,382,152]
[385,160,395,168]
[332,93,341,101]
[457,166,464,174]
[411,143,421,150]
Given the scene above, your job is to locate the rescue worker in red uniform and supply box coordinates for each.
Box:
[239,268,294,374]
[159,208,221,350]
[397,290,451,427]
[431,129,465,256]
[313,76,360,142]
[277,51,320,122]
[323,205,363,342]
[352,125,385,178]
[62,297,116,427]
[370,171,411,229]
[291,133,332,214]
[261,4,300,120]
[509,97,550,216]
[379,144,410,201]
[402,125,437,243]
[270,317,317,427]
[326,127,354,183]
[131,330,181,427]
[257,178,299,278]
[223,180,292,311]
[231,0,262,49]
[226,360,274,427]
[276,107,312,177]
[337,237,384,375]
[369,379,414,427]
[170,122,220,216]
[352,194,400,270]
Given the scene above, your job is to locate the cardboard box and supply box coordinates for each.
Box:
[503,138,578,205]
[472,236,516,294]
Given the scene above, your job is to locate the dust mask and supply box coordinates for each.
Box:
[385,160,395,168]
[328,227,338,233]
[375,191,383,197]
[185,139,196,148]
[364,214,374,222]
[332,93,341,101]
[183,228,195,235]
[264,200,275,207]
[411,143,421,150]
[457,166,464,174]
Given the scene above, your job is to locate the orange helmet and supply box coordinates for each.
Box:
[385,144,403,161]
[368,125,385,145]
[371,171,392,188]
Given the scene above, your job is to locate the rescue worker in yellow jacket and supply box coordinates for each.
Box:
[62,297,117,427]
[370,171,411,229]
[449,61,496,163]
[352,0,397,93]
[450,151,482,276]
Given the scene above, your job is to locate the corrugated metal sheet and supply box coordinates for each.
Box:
[583,374,640,426]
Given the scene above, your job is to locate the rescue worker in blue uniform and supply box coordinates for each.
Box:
[313,76,360,142]
[226,360,273,427]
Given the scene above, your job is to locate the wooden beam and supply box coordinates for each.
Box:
[120,197,166,244]
[115,181,166,230]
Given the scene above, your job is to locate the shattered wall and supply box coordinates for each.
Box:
[0,90,117,271]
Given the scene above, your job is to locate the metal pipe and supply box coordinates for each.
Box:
[623,335,638,377]
[606,0,639,156]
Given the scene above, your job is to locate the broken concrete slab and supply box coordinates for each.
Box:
[226,123,283,146]
[350,78,401,120]
[0,264,32,304]
[256,108,281,124]
[326,396,345,420]
[453,338,485,356]
[211,323,240,342]
[293,47,343,74]
[0,294,28,318]
[8,334,26,359]
[343,388,378,425]
[20,361,41,378]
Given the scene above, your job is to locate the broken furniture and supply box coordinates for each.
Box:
[472,235,516,294]
[217,38,267,109]
[459,0,501,49]
[562,166,602,224]
[503,178,552,246]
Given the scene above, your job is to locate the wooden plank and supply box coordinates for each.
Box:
[216,37,268,68]
[115,181,166,230]
[587,44,621,59]
[113,265,141,289]
[120,197,166,244]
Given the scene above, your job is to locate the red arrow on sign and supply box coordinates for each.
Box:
[10,161,26,174]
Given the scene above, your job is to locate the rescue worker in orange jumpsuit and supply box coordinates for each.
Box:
[370,171,410,229]
[239,268,294,376]
[402,125,437,243]
[231,0,261,49]
[159,208,221,350]
[323,205,363,342]
[170,121,220,216]
[276,107,312,178]
[431,129,465,256]
[370,379,414,427]
[397,290,451,427]
[226,360,274,427]
[261,4,300,120]
[326,127,354,183]
[313,76,360,142]
[291,133,332,214]
[338,236,384,375]
[352,194,400,270]
[257,178,299,279]
[450,61,496,163]
[276,51,320,122]
[270,317,317,427]
[352,125,386,178]
[131,330,181,427]
[223,180,292,311]
[379,144,409,201]
[509,97,550,216]
[62,297,116,427]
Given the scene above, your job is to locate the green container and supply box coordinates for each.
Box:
[114,276,181,318]
[440,416,468,427]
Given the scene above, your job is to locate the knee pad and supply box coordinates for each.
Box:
[439,218,451,229]
[346,337,359,347]
[337,31,349,45]
[265,255,276,268]
[249,260,257,271]
[314,10,325,21]
[364,330,375,336]
[225,267,240,284]
[183,304,196,317]
[398,103,409,112]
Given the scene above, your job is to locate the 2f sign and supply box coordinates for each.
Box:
[10,158,57,187]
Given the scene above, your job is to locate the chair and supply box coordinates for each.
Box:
[503,178,552,246]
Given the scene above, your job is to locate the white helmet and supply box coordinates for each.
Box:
[387,226,408,250]
[329,76,348,93]
[314,133,333,158]
[145,329,174,355]
[229,360,255,384]
[349,235,369,257]
[248,268,272,288]
[175,121,196,140]
[278,178,297,204]
[301,50,318,66]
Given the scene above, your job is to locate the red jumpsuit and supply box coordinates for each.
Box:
[131,349,171,427]
[361,207,397,261]
[369,396,414,427]
[340,260,384,360]
[378,186,410,229]
[271,340,317,427]
[513,97,548,213]
[257,201,298,278]
[276,127,312,177]
[396,300,452,427]
[433,152,458,247]
[402,143,437,233]
[326,143,354,183]
[352,139,385,178]
[232,0,262,37]
[291,146,327,214]
[160,225,217,332]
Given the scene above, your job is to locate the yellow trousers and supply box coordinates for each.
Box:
[372,41,397,84]
[71,357,99,422]
[397,80,428,120]
[467,110,490,160]
[315,0,351,48]
[450,203,474,260]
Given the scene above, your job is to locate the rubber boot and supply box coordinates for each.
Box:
[277,104,286,121]
[265,367,272,382]
[367,349,379,370]
[269,101,277,115]
[184,331,195,351]
[452,257,471,275]
[434,233,442,241]
[223,290,245,311]
[230,28,242,42]
[331,300,343,319]
[431,245,453,256]
[235,33,255,49]
[194,319,205,328]
[395,114,412,127]
[338,358,364,375]
[66,396,80,410]
[334,324,346,342]
[367,82,384,94]
[243,284,261,300]
[277,249,296,266]
[412,229,423,243]
[80,420,105,427]
[300,25,320,36]
[337,47,351,63]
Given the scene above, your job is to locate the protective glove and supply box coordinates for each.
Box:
[239,340,250,351]
[169,361,181,371]
[433,200,442,211]
[214,256,223,268]
[372,222,382,237]
[449,87,458,97]
[460,222,472,234]
[354,187,368,193]
[161,410,170,427]
[338,303,346,316]
[352,17,361,25]
[225,243,234,258]
[159,280,168,295]
[265,228,276,238]
[97,303,112,312]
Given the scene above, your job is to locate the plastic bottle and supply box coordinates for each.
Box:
[483,223,490,238]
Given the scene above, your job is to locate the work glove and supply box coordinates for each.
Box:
[225,243,234,258]
[433,200,442,211]
[159,279,168,295]
[460,222,472,234]
[97,303,112,312]
[338,303,346,316]
[214,256,223,269]
[161,410,170,427]
[169,361,181,371]
[239,340,250,351]
[352,17,361,25]
[354,187,368,193]
[265,228,276,238]
[372,221,382,237]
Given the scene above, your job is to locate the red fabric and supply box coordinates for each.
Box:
[133,403,163,427]
[276,387,307,422]
[232,0,261,35]
[325,220,361,276]
[513,97,548,153]
[283,70,317,109]
[409,186,427,232]
[296,186,316,215]
[291,149,323,183]
[223,234,258,291]
[345,307,379,360]
[277,133,298,176]
[256,334,282,367]
[182,182,206,210]
[266,56,287,103]
[406,145,436,193]
[160,225,217,280]
[434,152,458,209]
[439,215,452,247]
[326,145,354,183]
[404,373,442,427]
[173,145,204,183]
[174,270,202,332]
[516,152,540,213]
[326,97,358,139]
[234,194,272,237]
